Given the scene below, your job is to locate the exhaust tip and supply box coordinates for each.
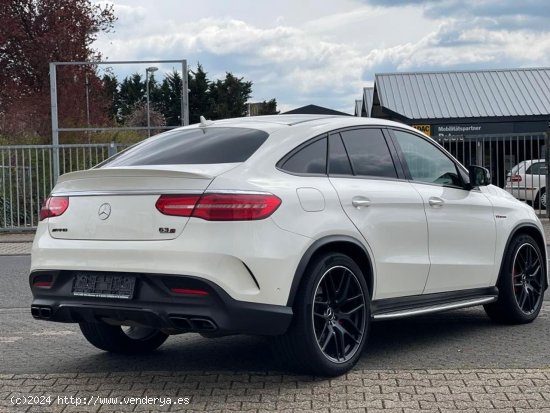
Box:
[169,316,217,332]
[169,316,193,330]
[31,305,52,319]
[190,318,217,331]
[31,306,40,318]
[40,307,52,319]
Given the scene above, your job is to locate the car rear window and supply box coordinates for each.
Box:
[100,127,269,167]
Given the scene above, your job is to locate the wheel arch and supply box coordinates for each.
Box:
[286,235,374,306]
[498,223,548,290]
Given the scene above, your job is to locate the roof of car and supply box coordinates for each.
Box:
[199,114,417,134]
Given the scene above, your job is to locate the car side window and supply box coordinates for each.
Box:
[328,133,353,175]
[339,128,397,178]
[280,137,327,175]
[526,162,547,175]
[392,129,462,187]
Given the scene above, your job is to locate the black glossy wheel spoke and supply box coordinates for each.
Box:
[337,322,361,344]
[530,277,542,289]
[337,273,352,302]
[341,303,365,318]
[512,243,543,315]
[312,265,366,364]
[342,319,362,337]
[320,329,333,351]
[323,275,336,303]
[333,328,346,361]
[532,262,541,274]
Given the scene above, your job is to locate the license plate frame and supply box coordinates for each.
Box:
[72,273,136,299]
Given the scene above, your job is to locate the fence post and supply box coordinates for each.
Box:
[108,142,117,157]
[49,63,60,183]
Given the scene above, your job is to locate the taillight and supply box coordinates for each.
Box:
[156,193,281,221]
[511,175,522,182]
[39,197,69,221]
[155,195,200,217]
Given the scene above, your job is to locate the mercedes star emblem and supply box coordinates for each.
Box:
[98,203,111,220]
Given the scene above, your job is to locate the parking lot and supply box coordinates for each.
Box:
[2,252,550,412]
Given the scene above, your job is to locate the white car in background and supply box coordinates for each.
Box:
[505,160,547,209]
[30,115,548,376]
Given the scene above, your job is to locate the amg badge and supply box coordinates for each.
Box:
[159,227,176,234]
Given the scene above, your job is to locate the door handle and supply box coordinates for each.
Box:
[428,197,444,207]
[352,196,371,208]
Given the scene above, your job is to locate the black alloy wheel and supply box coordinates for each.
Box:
[273,252,370,376]
[312,265,367,363]
[511,242,544,314]
[484,234,546,324]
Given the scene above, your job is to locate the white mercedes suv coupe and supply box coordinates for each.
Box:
[30,115,547,376]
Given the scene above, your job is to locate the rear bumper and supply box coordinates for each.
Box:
[32,219,312,306]
[30,270,292,336]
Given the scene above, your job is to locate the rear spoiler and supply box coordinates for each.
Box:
[56,164,241,183]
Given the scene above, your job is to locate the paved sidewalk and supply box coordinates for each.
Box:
[0,233,33,256]
[1,368,550,412]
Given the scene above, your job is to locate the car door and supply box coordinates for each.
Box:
[389,128,497,294]
[525,161,547,206]
[328,128,430,299]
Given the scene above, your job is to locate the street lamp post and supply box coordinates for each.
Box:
[145,66,158,137]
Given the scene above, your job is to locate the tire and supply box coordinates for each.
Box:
[273,252,370,376]
[536,188,547,210]
[79,321,168,354]
[484,234,545,324]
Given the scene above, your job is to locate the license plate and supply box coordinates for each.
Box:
[72,273,136,299]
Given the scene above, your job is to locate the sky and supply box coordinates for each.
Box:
[93,0,550,114]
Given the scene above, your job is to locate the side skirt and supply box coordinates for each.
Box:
[371,287,498,321]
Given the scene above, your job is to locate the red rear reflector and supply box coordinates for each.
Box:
[39,197,69,221]
[156,193,281,221]
[511,175,522,182]
[155,195,200,217]
[170,288,209,296]
[33,281,52,288]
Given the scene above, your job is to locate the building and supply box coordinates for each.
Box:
[283,104,351,116]
[357,67,550,188]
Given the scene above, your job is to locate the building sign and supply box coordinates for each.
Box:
[433,123,519,136]
[412,121,548,137]
[412,124,431,135]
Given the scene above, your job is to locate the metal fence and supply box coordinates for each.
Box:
[0,143,127,231]
[437,132,549,215]
[1,133,548,231]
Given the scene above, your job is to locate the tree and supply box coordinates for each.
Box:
[256,99,279,115]
[0,0,116,139]
[208,73,252,120]
[158,70,183,126]
[188,64,210,124]
[118,73,146,119]
[102,72,120,122]
[124,101,165,130]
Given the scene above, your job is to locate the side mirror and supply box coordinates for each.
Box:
[468,165,491,188]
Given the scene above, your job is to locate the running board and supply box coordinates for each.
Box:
[372,295,497,320]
